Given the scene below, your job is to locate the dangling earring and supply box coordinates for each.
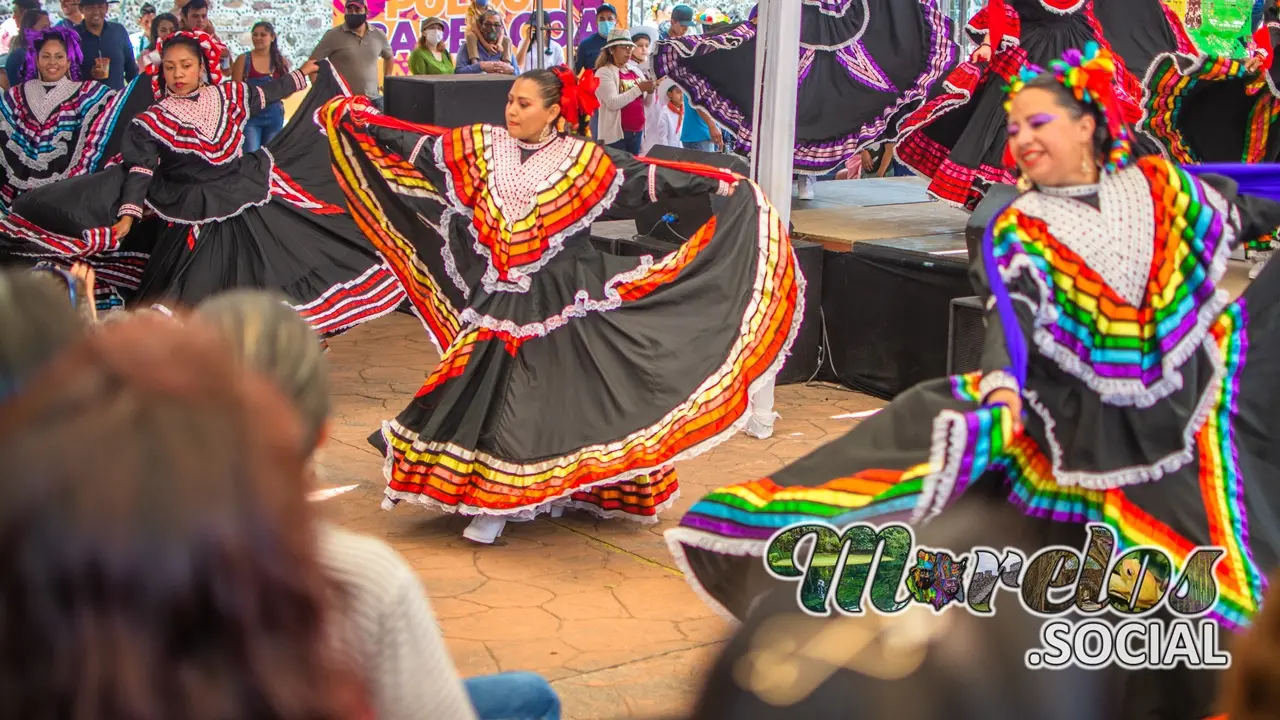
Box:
[1017,174,1033,193]
[1082,148,1097,180]
[539,123,555,142]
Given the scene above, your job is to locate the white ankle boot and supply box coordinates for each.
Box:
[462,515,507,544]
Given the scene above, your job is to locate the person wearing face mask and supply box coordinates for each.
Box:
[308,0,393,107]
[573,2,616,74]
[456,8,515,75]
[515,11,563,73]
[409,16,452,75]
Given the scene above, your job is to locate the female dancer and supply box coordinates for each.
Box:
[320,67,802,544]
[652,0,958,180]
[895,0,1193,209]
[2,31,403,336]
[0,27,146,208]
[669,46,1280,715]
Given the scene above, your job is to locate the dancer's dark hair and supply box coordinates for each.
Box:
[251,20,290,75]
[1019,71,1113,164]
[0,316,365,720]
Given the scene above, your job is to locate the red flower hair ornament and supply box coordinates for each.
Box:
[149,30,225,96]
[550,65,600,128]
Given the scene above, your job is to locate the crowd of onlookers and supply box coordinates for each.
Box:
[401,1,727,159]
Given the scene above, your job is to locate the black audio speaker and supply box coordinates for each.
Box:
[819,241,973,399]
[384,75,515,128]
[964,183,1019,260]
[776,238,824,384]
[947,296,986,375]
[632,146,751,244]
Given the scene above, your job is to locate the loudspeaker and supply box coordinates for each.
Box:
[384,75,516,128]
[964,183,1018,260]
[819,241,973,399]
[776,238,824,384]
[947,296,986,375]
[633,146,751,244]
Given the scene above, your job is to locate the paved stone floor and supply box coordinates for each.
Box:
[311,313,886,720]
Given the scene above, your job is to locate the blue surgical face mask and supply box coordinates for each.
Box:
[598,19,615,37]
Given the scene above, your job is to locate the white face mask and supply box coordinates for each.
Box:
[425,29,442,45]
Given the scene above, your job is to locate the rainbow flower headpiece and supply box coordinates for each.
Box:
[1004,42,1133,173]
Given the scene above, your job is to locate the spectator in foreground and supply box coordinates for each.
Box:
[0,6,48,90]
[232,20,289,150]
[54,0,80,29]
[573,2,615,73]
[665,4,722,153]
[409,16,452,75]
[516,11,562,73]
[456,8,515,75]
[0,0,40,54]
[196,290,563,720]
[309,0,392,107]
[75,0,138,90]
[0,315,369,720]
[594,29,653,154]
[130,1,154,57]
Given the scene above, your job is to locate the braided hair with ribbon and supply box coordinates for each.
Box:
[1004,42,1133,175]
[21,25,83,83]
[149,29,224,97]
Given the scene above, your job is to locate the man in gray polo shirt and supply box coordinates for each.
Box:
[308,0,392,107]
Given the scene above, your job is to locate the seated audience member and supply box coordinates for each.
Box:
[409,16,453,75]
[196,290,563,720]
[457,8,514,75]
[0,315,369,720]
